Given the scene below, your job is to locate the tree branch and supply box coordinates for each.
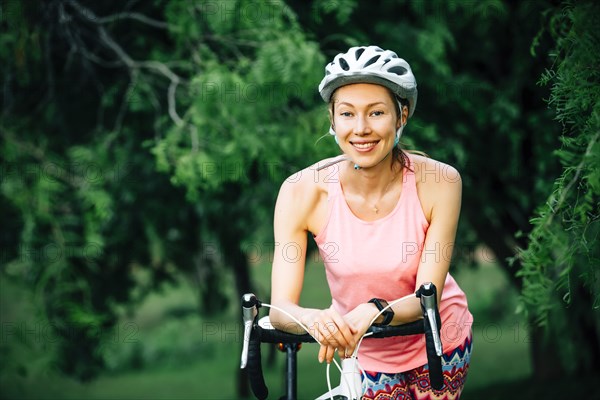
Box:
[548,129,600,225]
[67,0,172,30]
[66,1,185,127]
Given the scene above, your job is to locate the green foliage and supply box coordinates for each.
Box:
[152,0,334,253]
[515,0,600,374]
[3,0,599,388]
[1,0,205,380]
[517,0,600,324]
[1,0,335,383]
[311,0,357,25]
[1,131,120,380]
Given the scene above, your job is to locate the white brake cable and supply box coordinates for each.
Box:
[353,293,417,359]
[261,303,350,400]
[351,293,418,393]
[262,294,416,400]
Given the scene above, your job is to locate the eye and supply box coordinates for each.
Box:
[370,110,385,116]
[339,111,353,117]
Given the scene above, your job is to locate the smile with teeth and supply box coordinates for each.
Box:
[351,141,379,149]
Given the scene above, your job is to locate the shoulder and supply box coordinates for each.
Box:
[409,153,461,188]
[277,155,343,197]
[274,156,342,230]
[407,153,462,222]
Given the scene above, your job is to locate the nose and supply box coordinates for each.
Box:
[353,115,371,135]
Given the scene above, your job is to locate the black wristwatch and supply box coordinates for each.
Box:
[368,298,394,326]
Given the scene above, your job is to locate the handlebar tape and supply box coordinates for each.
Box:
[368,320,424,338]
[247,327,268,400]
[422,312,444,390]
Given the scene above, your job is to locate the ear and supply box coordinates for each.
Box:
[328,104,335,128]
[401,105,409,126]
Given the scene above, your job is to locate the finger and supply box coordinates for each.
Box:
[327,308,357,350]
[317,321,341,348]
[325,345,336,364]
[318,344,327,364]
[317,322,351,357]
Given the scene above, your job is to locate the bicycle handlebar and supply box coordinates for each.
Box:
[256,318,424,344]
[241,285,444,400]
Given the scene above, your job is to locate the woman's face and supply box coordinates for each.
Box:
[331,83,403,169]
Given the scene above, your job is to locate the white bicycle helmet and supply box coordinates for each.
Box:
[319,45,418,117]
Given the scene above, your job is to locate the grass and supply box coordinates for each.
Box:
[1,256,598,399]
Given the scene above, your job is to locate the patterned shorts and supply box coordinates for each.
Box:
[361,332,473,400]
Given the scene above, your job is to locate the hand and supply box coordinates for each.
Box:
[343,303,381,353]
[300,306,356,364]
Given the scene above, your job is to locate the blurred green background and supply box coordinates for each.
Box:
[1,0,599,399]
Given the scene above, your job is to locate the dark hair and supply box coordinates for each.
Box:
[392,96,412,172]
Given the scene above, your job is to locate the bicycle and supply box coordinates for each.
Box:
[240,282,444,400]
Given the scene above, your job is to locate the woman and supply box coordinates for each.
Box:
[269,45,473,399]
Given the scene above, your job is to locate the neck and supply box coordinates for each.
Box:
[343,154,400,197]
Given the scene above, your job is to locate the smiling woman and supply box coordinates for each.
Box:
[269,45,473,400]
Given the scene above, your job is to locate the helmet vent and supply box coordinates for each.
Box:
[339,58,350,71]
[363,55,380,68]
[388,66,408,75]
[355,47,365,59]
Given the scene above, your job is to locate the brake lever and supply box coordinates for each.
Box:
[416,283,443,356]
[240,293,259,369]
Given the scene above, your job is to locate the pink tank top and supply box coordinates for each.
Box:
[313,159,473,373]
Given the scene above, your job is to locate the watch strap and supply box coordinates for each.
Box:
[368,298,394,325]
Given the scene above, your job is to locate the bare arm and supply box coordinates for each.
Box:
[269,170,356,362]
[269,175,313,331]
[415,162,462,304]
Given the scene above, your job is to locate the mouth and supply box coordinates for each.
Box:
[350,140,379,152]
